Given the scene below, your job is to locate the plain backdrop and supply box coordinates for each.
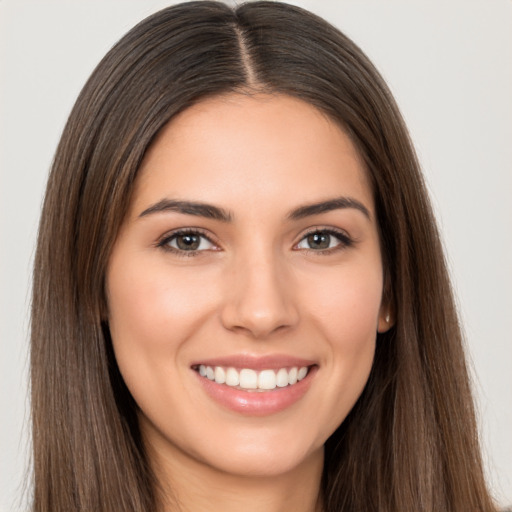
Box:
[1,1,511,510]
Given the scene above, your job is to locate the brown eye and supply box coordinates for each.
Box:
[159,231,216,253]
[176,233,201,251]
[295,229,352,252]
[306,232,331,249]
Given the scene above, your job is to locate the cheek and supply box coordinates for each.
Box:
[105,257,220,405]
[105,259,223,430]
[108,260,216,348]
[302,262,382,426]
[307,262,383,344]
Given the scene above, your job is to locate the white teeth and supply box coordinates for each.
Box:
[225,367,239,387]
[197,365,310,391]
[239,369,258,389]
[214,366,226,384]
[276,368,289,388]
[258,369,277,390]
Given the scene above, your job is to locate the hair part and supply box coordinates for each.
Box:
[31,2,496,511]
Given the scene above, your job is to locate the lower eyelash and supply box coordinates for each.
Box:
[300,229,354,253]
[156,229,214,256]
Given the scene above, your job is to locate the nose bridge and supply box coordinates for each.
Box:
[221,241,298,338]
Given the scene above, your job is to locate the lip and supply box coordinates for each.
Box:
[190,354,317,371]
[192,357,318,416]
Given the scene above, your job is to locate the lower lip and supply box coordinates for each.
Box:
[194,366,317,416]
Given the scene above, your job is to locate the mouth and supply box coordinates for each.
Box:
[190,357,318,416]
[192,364,312,392]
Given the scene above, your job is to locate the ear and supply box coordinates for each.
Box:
[377,307,394,333]
[377,268,394,333]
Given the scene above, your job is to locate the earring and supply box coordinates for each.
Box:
[385,313,390,323]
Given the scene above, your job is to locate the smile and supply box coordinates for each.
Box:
[194,365,310,391]
[191,356,318,415]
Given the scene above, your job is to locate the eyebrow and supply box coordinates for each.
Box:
[288,197,371,221]
[139,199,233,222]
[138,196,371,222]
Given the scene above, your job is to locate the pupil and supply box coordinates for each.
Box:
[177,234,200,250]
[308,232,329,249]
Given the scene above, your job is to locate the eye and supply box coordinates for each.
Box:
[158,229,217,254]
[295,229,352,252]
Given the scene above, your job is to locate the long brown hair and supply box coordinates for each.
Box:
[31,2,496,511]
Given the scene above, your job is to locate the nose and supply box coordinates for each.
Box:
[220,250,299,339]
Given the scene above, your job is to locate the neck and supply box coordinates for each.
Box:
[149,438,324,512]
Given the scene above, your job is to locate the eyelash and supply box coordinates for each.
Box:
[294,227,354,255]
[156,227,354,257]
[156,228,218,257]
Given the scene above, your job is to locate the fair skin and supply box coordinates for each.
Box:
[107,93,390,512]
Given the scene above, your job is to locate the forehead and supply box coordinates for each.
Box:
[130,93,374,219]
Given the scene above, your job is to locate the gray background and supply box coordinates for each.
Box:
[1,1,511,510]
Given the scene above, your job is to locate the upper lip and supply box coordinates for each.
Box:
[191,354,317,371]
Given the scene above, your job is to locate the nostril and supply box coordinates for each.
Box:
[220,300,299,338]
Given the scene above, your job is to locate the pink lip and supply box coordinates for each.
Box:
[192,363,318,417]
[190,354,316,371]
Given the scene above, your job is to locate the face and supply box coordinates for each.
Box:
[107,93,389,479]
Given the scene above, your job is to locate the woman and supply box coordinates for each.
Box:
[30,1,497,511]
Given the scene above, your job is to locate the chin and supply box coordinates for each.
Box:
[183,424,326,479]
[202,443,323,479]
